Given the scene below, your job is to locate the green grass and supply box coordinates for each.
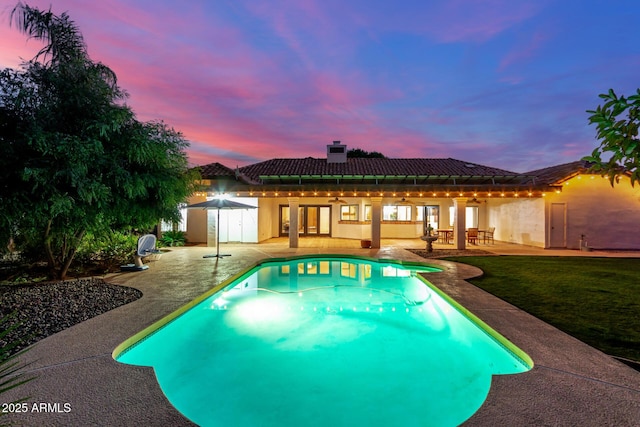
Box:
[442,256,640,362]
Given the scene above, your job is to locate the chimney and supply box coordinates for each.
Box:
[326,140,347,164]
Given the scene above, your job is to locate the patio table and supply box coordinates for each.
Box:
[437,229,454,244]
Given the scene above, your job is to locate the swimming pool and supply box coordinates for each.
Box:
[114,255,533,426]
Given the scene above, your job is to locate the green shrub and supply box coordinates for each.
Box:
[158,230,186,247]
[75,231,138,266]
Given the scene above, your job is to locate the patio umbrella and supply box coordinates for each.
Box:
[186,199,257,258]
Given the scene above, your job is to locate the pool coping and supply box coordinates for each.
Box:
[2,244,639,426]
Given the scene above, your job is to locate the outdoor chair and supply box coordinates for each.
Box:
[467,228,479,245]
[121,234,160,271]
[438,229,453,244]
[484,227,495,244]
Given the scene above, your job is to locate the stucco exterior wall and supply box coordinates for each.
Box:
[257,198,278,242]
[546,174,640,249]
[486,198,546,247]
[379,222,423,238]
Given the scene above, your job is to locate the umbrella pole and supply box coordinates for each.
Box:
[216,208,221,257]
[204,208,231,258]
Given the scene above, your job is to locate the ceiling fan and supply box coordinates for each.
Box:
[468,197,485,204]
[394,197,415,205]
[328,197,347,204]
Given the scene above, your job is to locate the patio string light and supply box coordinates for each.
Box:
[204,190,553,198]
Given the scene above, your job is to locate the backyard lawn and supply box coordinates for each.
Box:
[442,256,640,363]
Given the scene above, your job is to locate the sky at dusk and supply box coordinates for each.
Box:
[1,0,639,172]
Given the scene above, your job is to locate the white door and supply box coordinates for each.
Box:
[549,203,566,248]
[227,210,243,242]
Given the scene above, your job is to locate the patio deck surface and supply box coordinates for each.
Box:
[3,238,640,426]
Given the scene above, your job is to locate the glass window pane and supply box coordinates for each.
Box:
[397,206,411,220]
[281,206,290,234]
[307,207,318,234]
[340,205,358,220]
[448,206,479,228]
[383,206,397,220]
[426,206,439,230]
[319,207,331,234]
[298,208,305,234]
[466,206,478,228]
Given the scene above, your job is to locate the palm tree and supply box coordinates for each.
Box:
[10,2,119,90]
[11,2,87,65]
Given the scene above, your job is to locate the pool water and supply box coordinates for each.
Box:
[114,255,532,427]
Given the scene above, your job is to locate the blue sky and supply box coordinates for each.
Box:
[1,0,638,171]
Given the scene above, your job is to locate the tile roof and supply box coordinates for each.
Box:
[524,160,593,185]
[198,162,237,178]
[197,157,594,190]
[238,157,519,179]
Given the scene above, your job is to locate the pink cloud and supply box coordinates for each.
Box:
[426,0,545,43]
[344,0,549,44]
[499,31,549,74]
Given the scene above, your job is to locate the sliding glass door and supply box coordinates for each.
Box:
[280,205,331,236]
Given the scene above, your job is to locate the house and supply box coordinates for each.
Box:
[181,141,640,251]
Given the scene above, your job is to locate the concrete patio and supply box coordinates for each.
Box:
[3,239,640,426]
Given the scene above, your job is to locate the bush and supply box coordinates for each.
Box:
[75,231,138,267]
[158,230,186,247]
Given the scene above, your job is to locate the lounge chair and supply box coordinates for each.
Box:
[121,234,159,271]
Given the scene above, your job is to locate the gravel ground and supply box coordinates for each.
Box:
[0,278,142,356]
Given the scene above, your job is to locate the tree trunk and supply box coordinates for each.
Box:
[43,220,57,279]
[58,229,85,280]
[43,220,86,280]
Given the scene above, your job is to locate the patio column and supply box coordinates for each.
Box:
[370,196,382,249]
[288,197,299,248]
[453,197,467,250]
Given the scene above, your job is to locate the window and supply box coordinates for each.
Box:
[364,205,371,221]
[383,205,412,221]
[425,206,439,230]
[340,205,359,220]
[449,206,478,228]
[280,205,331,236]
